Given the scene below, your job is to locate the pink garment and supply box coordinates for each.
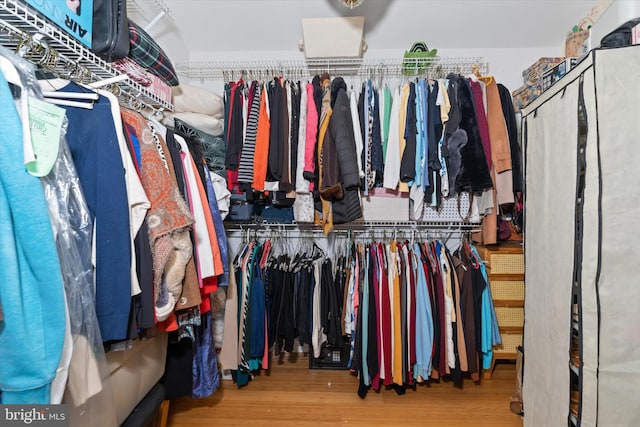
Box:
[226,82,238,192]
[371,245,382,391]
[304,83,318,180]
[469,80,492,171]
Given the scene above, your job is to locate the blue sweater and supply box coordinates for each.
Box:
[58,82,132,342]
[0,73,66,403]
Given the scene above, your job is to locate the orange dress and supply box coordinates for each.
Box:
[252,86,271,191]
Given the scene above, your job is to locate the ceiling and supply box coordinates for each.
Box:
[129,0,594,60]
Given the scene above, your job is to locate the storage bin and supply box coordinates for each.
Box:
[493,332,523,357]
[542,58,578,91]
[489,252,524,275]
[522,57,565,88]
[512,84,542,113]
[495,307,525,328]
[490,280,525,302]
[565,30,589,57]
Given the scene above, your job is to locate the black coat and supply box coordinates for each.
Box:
[498,83,523,193]
[267,79,283,181]
[400,82,417,182]
[329,78,362,223]
[330,78,360,190]
[447,74,493,193]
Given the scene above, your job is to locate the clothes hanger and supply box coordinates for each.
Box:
[34,50,97,108]
[42,90,98,100]
[471,62,494,86]
[87,73,129,90]
[44,96,94,109]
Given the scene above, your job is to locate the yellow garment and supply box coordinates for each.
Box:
[438,79,451,124]
[397,83,411,193]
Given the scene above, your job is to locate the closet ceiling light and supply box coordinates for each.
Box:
[340,0,364,9]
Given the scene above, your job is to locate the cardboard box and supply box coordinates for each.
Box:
[522,57,565,89]
[512,85,542,113]
[542,58,578,92]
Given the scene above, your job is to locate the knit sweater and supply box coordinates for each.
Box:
[0,73,66,403]
[59,82,133,341]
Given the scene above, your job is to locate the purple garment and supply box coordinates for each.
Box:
[469,80,492,171]
[192,311,220,398]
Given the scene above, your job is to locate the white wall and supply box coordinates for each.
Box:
[438,46,566,92]
[183,44,564,97]
[128,7,191,65]
[589,0,640,46]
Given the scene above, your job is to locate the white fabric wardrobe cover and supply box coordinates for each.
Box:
[523,46,640,426]
[592,46,640,426]
[523,75,578,427]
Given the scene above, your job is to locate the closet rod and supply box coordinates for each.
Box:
[0,0,173,111]
[175,57,489,81]
[224,220,480,233]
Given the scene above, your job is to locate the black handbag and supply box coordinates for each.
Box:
[91,0,130,61]
[600,18,640,48]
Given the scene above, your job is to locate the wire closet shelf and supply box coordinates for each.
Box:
[224,220,481,233]
[0,0,173,111]
[175,57,489,81]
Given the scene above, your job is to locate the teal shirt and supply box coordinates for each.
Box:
[470,244,502,369]
[0,72,66,403]
[382,86,392,162]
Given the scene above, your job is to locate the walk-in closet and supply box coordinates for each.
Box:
[1,0,639,426]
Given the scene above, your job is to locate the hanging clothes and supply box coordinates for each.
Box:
[237,81,261,186]
[121,109,195,324]
[0,70,66,404]
[400,82,417,184]
[226,80,244,192]
[498,83,523,194]
[252,84,271,192]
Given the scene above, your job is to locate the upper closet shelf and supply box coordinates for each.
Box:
[0,0,173,111]
[175,57,489,81]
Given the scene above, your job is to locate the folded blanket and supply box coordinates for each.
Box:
[172,84,224,117]
[128,20,179,86]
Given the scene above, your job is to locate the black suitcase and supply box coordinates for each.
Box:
[91,0,130,61]
[601,17,640,48]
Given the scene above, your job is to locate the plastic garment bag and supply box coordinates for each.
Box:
[0,50,65,405]
[0,46,116,426]
[43,125,117,427]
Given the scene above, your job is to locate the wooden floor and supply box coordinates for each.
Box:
[168,355,523,427]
